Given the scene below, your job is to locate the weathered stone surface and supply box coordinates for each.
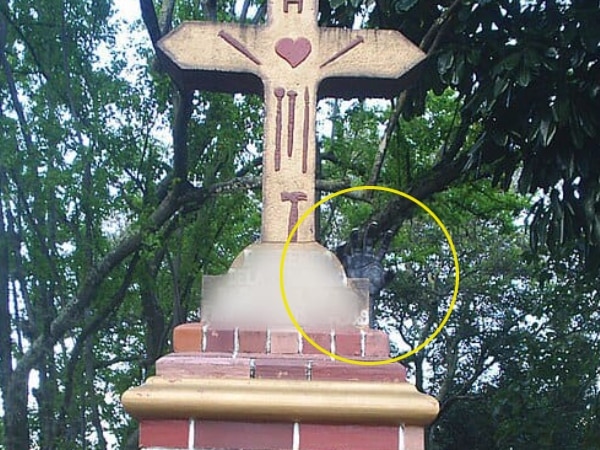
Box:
[139,419,189,448]
[254,358,308,380]
[311,360,407,383]
[156,354,251,379]
[238,329,268,353]
[365,329,391,358]
[270,330,300,354]
[195,421,294,450]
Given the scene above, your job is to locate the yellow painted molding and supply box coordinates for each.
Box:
[121,377,439,426]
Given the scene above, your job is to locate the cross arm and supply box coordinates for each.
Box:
[157,22,265,94]
[317,29,426,99]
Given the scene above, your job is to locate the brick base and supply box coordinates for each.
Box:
[172,323,391,359]
[140,419,425,450]
[124,323,436,450]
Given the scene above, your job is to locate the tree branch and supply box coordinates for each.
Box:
[365,0,462,195]
[239,0,252,24]
[172,88,194,188]
[0,5,52,83]
[157,0,176,35]
[370,150,472,236]
[366,92,407,189]
[13,185,181,382]
[93,355,153,371]
[139,0,162,48]
[236,156,263,177]
[202,0,218,21]
[436,332,459,402]
[419,0,461,53]
[140,257,167,362]
[0,15,33,153]
[253,3,266,24]
[0,168,12,394]
[85,339,108,450]
[58,253,141,436]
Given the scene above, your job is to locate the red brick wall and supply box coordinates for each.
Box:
[140,419,425,450]
[137,323,427,450]
[172,323,391,360]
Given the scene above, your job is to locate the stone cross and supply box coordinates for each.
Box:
[158,0,425,243]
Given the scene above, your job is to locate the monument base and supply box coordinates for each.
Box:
[201,242,370,328]
[122,323,438,450]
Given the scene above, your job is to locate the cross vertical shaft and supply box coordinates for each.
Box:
[157,0,426,243]
[263,81,317,242]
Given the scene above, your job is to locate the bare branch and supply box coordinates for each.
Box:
[0,170,12,392]
[93,356,153,371]
[207,175,260,195]
[0,6,52,83]
[366,92,407,188]
[239,0,252,23]
[158,0,176,35]
[253,3,266,24]
[436,333,459,402]
[316,178,351,193]
[140,256,167,361]
[320,151,340,165]
[236,156,263,177]
[202,0,218,22]
[365,0,462,195]
[419,0,461,53]
[85,339,108,450]
[316,179,372,202]
[166,248,184,325]
[13,185,181,382]
[58,253,140,431]
[139,0,162,48]
[0,17,33,153]
[172,89,194,187]
[370,150,472,236]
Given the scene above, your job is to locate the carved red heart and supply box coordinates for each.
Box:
[275,38,312,68]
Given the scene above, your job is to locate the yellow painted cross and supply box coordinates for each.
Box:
[158,0,425,243]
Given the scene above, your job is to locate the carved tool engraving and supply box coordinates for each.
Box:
[320,36,364,68]
[281,191,308,242]
[274,88,285,171]
[217,30,262,65]
[283,0,304,14]
[287,90,297,158]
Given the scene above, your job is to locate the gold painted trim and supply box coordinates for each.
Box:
[122,377,438,426]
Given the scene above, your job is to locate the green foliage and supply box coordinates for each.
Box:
[384,191,598,449]
[321,88,597,449]
[402,0,600,269]
[0,0,262,447]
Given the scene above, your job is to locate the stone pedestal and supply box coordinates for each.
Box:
[201,243,370,328]
[122,323,438,450]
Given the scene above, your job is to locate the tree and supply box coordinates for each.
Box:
[322,91,598,449]
[321,0,600,271]
[0,1,262,447]
[137,0,600,272]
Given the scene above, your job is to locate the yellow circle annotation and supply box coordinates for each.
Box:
[278,185,460,366]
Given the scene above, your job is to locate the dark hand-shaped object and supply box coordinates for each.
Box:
[335,222,395,327]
